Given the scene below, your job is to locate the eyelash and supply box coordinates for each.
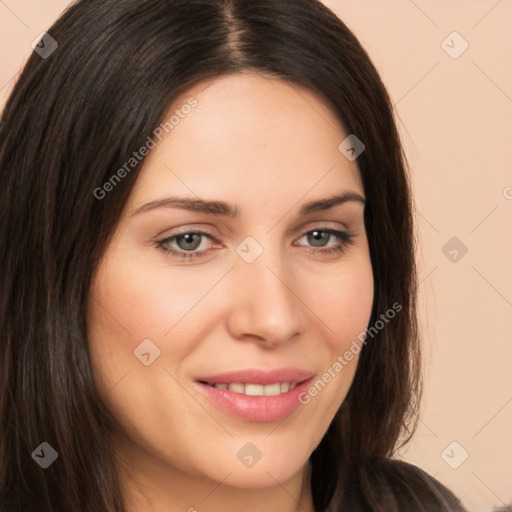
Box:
[155,228,355,261]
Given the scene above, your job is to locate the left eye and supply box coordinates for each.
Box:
[168,232,205,251]
[297,229,347,248]
[156,228,354,261]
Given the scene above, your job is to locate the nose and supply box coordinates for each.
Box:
[225,247,303,348]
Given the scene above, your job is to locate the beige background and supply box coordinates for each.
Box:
[1,1,511,510]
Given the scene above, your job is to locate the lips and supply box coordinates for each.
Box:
[196,368,314,386]
[194,368,315,422]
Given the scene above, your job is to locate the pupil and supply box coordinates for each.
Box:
[309,230,328,247]
[178,233,201,250]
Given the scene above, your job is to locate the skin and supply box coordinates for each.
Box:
[87,72,374,512]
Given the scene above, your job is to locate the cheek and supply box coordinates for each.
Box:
[308,253,373,385]
[305,252,374,348]
[291,248,374,409]
[87,250,229,365]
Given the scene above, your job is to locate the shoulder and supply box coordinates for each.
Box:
[329,458,467,511]
[379,458,466,507]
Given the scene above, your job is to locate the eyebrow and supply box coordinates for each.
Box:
[130,191,366,218]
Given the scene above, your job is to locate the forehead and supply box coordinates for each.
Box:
[128,72,364,208]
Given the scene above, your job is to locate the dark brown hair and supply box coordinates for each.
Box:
[0,0,465,510]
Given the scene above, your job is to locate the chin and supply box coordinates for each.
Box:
[216,463,306,489]
[194,437,313,488]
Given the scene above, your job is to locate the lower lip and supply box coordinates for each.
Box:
[194,379,313,423]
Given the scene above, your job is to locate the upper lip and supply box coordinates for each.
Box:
[196,368,315,385]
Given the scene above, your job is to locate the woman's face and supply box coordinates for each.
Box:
[87,73,373,495]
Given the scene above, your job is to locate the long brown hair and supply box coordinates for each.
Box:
[0,1,465,510]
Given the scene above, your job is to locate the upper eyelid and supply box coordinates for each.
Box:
[160,226,351,248]
[160,220,350,240]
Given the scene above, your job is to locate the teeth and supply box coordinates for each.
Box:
[263,383,281,396]
[228,383,245,394]
[212,382,297,396]
[245,384,264,396]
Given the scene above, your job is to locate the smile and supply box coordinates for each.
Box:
[204,382,298,395]
[194,368,314,422]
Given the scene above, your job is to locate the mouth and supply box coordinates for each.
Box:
[194,368,314,423]
[200,381,298,396]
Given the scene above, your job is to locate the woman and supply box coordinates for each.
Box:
[0,0,467,510]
